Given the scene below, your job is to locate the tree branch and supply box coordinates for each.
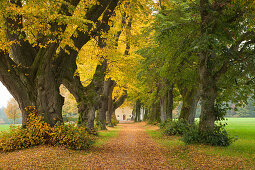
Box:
[113,90,128,110]
[0,50,34,104]
[213,59,229,81]
[57,0,120,82]
[6,0,37,67]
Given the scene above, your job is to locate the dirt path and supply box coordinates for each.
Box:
[86,122,171,169]
[0,122,171,169]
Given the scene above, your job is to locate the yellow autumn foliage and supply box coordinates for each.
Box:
[0,106,94,152]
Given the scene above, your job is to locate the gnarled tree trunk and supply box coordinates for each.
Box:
[1,0,120,127]
[178,86,199,124]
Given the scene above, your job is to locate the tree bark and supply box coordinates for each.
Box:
[143,107,148,120]
[150,104,156,122]
[36,45,64,126]
[0,50,64,126]
[98,78,115,129]
[199,65,217,131]
[160,96,166,122]
[63,60,106,129]
[135,99,141,122]
[178,86,199,124]
[188,90,200,124]
[156,102,161,122]
[150,102,161,123]
[166,85,174,120]
[106,79,116,127]
[1,0,120,127]
[198,0,217,131]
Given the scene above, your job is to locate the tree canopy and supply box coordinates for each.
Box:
[0,0,255,136]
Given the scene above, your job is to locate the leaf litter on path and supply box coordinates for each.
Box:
[0,122,172,169]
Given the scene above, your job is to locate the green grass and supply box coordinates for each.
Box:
[0,124,16,132]
[92,126,121,147]
[0,124,21,132]
[206,118,255,157]
[146,118,255,169]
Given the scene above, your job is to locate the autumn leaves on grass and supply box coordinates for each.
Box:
[0,106,94,152]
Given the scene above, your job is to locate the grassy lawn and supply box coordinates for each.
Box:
[146,118,255,169]
[0,124,10,131]
[205,118,255,157]
[0,124,21,132]
[93,125,121,147]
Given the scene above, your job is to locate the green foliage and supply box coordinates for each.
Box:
[0,110,94,152]
[148,121,160,126]
[182,124,237,147]
[160,119,190,136]
[160,119,237,146]
[133,0,200,121]
[111,116,119,126]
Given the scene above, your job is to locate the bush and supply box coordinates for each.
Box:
[148,121,160,126]
[0,107,94,152]
[182,124,237,146]
[111,115,119,126]
[160,119,190,136]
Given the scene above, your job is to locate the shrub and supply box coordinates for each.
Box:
[0,107,95,152]
[160,119,190,136]
[182,124,237,146]
[50,123,94,150]
[148,121,160,126]
[111,116,119,126]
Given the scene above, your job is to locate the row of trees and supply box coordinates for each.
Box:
[131,0,255,132]
[0,0,255,135]
[0,0,152,130]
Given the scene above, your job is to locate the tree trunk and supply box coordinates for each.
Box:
[86,105,96,130]
[198,0,217,132]
[0,50,64,126]
[166,85,174,120]
[156,102,161,122]
[99,78,116,129]
[188,90,200,124]
[107,90,127,124]
[160,96,166,122]
[63,60,106,129]
[106,79,116,127]
[135,99,141,122]
[150,104,156,122]
[98,81,109,130]
[36,49,64,125]
[199,65,217,131]
[1,0,120,128]
[179,86,199,124]
[143,107,148,120]
[150,102,161,123]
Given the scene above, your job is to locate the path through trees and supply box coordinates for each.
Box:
[0,122,171,169]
